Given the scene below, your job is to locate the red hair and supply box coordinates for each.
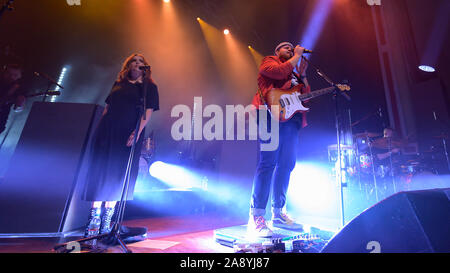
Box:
[116,53,155,84]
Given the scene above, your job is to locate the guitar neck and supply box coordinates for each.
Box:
[299,86,336,101]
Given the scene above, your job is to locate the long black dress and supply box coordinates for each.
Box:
[82,80,159,201]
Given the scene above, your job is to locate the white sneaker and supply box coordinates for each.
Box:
[271,212,303,231]
[247,215,273,238]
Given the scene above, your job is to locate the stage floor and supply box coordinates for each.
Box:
[0,214,245,253]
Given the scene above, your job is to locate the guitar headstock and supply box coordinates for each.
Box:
[336,84,351,92]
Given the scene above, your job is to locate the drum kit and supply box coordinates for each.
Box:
[327,131,446,202]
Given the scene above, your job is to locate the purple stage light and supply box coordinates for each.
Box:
[300,0,334,51]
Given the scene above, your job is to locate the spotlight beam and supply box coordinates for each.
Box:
[300,0,333,50]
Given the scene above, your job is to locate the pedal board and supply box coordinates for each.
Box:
[214,225,333,253]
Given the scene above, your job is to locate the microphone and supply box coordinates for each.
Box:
[291,48,313,57]
[25,90,61,99]
[139,65,151,70]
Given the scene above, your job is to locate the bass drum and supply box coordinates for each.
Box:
[399,171,448,192]
[359,153,372,172]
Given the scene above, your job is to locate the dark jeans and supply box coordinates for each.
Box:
[250,114,301,217]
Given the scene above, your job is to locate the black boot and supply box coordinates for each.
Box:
[83,207,101,245]
[120,226,148,242]
[100,206,115,235]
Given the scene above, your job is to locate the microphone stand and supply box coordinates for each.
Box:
[42,81,52,102]
[101,70,148,253]
[54,72,148,253]
[301,56,351,228]
[34,71,64,102]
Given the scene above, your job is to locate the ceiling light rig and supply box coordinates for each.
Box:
[418,65,436,73]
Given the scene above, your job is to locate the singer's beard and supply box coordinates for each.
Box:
[280,52,293,62]
[279,56,289,63]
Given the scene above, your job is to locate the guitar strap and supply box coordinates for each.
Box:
[257,89,267,108]
[258,71,302,107]
[257,88,272,117]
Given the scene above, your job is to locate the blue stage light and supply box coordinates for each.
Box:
[287,162,338,215]
[418,65,436,73]
[51,66,70,102]
[300,0,333,51]
[149,161,201,189]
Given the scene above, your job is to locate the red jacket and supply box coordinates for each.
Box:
[251,55,311,128]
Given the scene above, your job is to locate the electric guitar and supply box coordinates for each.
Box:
[265,84,350,122]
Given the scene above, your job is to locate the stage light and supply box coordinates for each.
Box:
[55,67,67,92]
[51,66,69,102]
[145,160,253,216]
[300,0,333,51]
[287,162,338,215]
[163,0,170,3]
[197,17,201,21]
[223,29,230,35]
[418,65,436,73]
[419,1,448,73]
[149,161,200,189]
[248,45,264,67]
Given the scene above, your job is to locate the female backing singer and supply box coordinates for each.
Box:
[81,53,159,242]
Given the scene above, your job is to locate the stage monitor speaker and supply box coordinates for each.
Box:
[0,102,103,235]
[321,188,450,253]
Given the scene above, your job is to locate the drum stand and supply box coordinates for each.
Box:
[366,137,380,202]
[387,138,397,195]
[354,139,371,202]
[348,110,364,194]
[433,111,450,173]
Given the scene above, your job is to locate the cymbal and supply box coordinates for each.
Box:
[328,144,354,150]
[354,132,381,138]
[371,137,406,149]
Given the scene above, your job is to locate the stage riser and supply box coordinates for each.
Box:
[0,102,103,234]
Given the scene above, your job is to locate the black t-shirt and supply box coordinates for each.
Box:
[372,146,403,166]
